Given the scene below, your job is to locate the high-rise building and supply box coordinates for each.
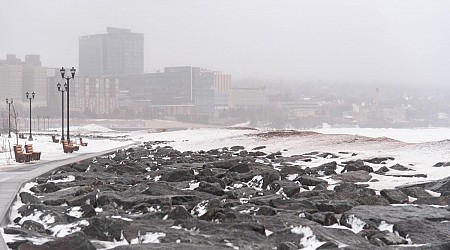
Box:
[79,27,144,77]
[0,54,47,108]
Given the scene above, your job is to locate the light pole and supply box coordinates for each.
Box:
[57,82,66,141]
[60,67,76,142]
[26,92,35,141]
[5,98,13,138]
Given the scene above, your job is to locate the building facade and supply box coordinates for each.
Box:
[0,54,47,108]
[79,27,144,77]
[71,77,119,115]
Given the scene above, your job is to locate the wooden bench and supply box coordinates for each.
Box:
[52,135,60,143]
[62,140,79,153]
[25,144,41,160]
[13,145,32,163]
[79,138,88,146]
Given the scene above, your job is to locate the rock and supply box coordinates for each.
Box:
[390,163,413,171]
[80,204,96,218]
[229,163,251,173]
[195,181,224,196]
[374,166,390,175]
[252,146,266,150]
[30,182,61,193]
[370,232,407,245]
[167,206,193,220]
[279,165,305,179]
[342,205,450,225]
[305,212,338,226]
[21,220,46,233]
[278,242,297,250]
[82,216,131,241]
[394,219,450,245]
[433,162,450,168]
[342,160,373,173]
[161,169,195,182]
[334,183,376,198]
[332,170,372,182]
[230,145,245,151]
[270,180,300,197]
[7,240,30,250]
[195,176,226,189]
[400,187,433,199]
[298,175,328,186]
[255,206,277,216]
[315,200,357,214]
[380,189,408,204]
[356,195,390,206]
[18,231,95,250]
[19,192,42,205]
[364,157,394,164]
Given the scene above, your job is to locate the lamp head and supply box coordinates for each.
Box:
[26,92,29,99]
[70,67,76,78]
[60,67,65,78]
[32,92,35,99]
[5,98,8,103]
[57,82,61,91]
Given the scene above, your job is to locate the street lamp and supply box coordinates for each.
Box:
[5,98,13,138]
[60,67,76,142]
[57,82,66,141]
[26,92,35,141]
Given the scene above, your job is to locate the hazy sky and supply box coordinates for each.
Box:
[1,0,449,84]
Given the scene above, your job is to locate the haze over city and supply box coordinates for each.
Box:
[1,0,450,84]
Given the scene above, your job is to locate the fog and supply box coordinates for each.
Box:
[1,0,450,84]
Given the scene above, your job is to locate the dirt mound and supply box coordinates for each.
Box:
[252,130,319,138]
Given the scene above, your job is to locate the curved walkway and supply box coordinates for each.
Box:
[0,143,136,249]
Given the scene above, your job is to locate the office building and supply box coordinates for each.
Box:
[79,27,144,76]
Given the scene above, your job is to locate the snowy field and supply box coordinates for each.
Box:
[2,125,450,189]
[1,125,449,249]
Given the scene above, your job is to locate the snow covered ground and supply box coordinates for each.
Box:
[1,125,449,249]
[2,125,449,189]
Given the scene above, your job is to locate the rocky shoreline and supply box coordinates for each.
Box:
[3,138,450,249]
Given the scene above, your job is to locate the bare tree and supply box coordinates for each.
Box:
[11,103,20,145]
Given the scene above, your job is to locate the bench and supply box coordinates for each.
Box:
[62,140,79,153]
[13,145,32,163]
[79,137,88,146]
[25,144,41,160]
[52,135,60,143]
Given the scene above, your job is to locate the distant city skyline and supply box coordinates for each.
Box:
[1,0,450,85]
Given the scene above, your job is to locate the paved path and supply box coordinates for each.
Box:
[0,143,135,249]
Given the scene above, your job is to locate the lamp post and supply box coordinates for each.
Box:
[57,82,66,141]
[5,98,13,138]
[60,67,76,142]
[26,92,35,141]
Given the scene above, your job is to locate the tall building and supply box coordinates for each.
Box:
[0,54,47,108]
[79,27,144,77]
[22,55,47,107]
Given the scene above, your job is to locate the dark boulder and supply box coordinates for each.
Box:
[18,231,95,250]
[315,200,357,214]
[80,204,96,218]
[229,163,251,173]
[161,169,195,182]
[332,170,372,183]
[380,189,408,204]
[21,220,46,233]
[390,163,413,171]
[298,175,328,186]
[195,181,225,196]
[19,192,41,205]
[167,205,193,220]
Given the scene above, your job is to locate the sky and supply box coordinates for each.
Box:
[1,0,450,85]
